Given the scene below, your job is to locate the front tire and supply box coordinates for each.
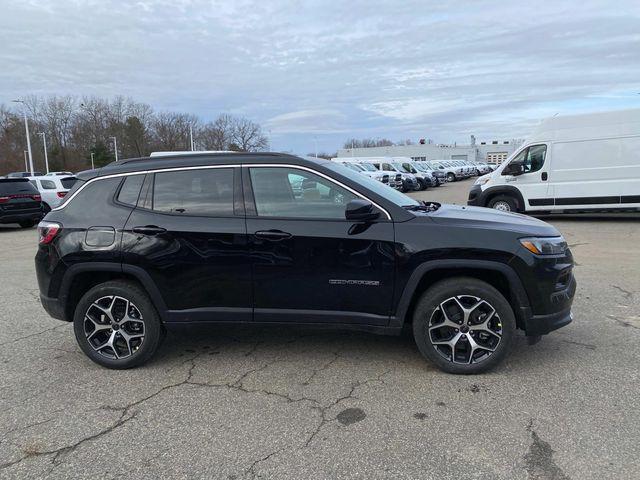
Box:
[488,195,518,212]
[447,172,456,182]
[73,280,163,369]
[412,277,516,374]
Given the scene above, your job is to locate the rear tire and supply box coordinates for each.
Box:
[447,172,456,182]
[412,277,515,374]
[73,280,163,369]
[42,203,51,214]
[488,195,518,212]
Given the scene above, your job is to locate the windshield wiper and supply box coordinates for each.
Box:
[402,201,441,212]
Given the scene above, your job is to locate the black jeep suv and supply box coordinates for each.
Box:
[36,153,575,374]
[1,178,43,227]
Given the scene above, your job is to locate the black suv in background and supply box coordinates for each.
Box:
[36,153,576,374]
[0,178,43,227]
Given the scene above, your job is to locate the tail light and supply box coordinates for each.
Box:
[38,221,61,245]
[32,194,41,201]
[0,196,9,204]
[57,191,67,198]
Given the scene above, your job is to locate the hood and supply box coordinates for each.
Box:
[420,204,560,236]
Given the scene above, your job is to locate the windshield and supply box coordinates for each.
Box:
[326,163,419,207]
[392,162,411,173]
[357,162,377,172]
[414,163,429,172]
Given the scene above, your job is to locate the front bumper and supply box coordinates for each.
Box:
[521,269,576,335]
[40,294,66,321]
[467,184,482,206]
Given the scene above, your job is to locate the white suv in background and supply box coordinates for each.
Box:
[29,175,77,212]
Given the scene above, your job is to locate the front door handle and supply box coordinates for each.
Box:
[132,225,167,235]
[541,172,548,181]
[254,230,292,241]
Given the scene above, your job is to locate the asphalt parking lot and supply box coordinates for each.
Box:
[1,178,639,479]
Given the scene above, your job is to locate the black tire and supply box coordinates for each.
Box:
[488,195,518,212]
[19,220,35,228]
[42,203,51,214]
[73,280,163,369]
[447,172,456,182]
[412,277,516,374]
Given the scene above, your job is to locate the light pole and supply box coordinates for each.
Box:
[38,132,49,173]
[314,136,318,158]
[110,136,118,162]
[189,125,195,151]
[23,150,28,171]
[90,152,95,169]
[12,100,34,175]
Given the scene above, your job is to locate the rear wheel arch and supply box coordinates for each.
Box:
[394,260,531,331]
[60,264,168,322]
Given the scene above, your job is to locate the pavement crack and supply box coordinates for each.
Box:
[524,419,570,480]
[242,446,286,479]
[606,314,639,330]
[0,324,68,347]
[301,351,340,386]
[611,284,633,299]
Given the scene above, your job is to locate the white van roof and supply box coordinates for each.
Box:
[529,108,640,143]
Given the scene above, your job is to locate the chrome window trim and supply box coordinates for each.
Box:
[52,163,392,220]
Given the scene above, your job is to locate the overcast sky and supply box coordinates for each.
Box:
[1,0,639,154]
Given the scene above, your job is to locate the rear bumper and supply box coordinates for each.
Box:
[40,294,66,321]
[0,210,43,224]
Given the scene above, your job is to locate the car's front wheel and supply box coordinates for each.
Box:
[412,277,515,374]
[447,172,456,182]
[73,280,163,369]
[488,195,518,212]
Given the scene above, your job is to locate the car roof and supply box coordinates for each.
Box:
[79,152,330,181]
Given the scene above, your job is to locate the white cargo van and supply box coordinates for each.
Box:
[468,109,640,213]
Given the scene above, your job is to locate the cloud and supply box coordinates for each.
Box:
[1,0,639,153]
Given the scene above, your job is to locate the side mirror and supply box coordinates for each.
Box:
[502,161,524,176]
[345,199,380,222]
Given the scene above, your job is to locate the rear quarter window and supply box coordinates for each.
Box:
[60,177,77,189]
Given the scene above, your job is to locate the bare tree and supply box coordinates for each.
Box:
[230,116,269,152]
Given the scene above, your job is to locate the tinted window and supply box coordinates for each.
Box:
[40,180,56,190]
[117,174,145,206]
[0,179,38,194]
[250,167,358,219]
[153,168,234,216]
[60,177,77,189]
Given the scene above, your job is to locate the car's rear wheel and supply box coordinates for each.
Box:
[412,277,515,374]
[42,203,51,214]
[447,172,456,182]
[73,280,163,369]
[488,195,518,212]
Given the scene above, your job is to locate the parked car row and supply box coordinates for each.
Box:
[0,172,77,226]
[334,157,450,192]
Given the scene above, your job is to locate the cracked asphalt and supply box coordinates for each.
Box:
[1,178,639,479]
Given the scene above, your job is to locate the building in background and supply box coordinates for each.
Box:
[337,136,524,165]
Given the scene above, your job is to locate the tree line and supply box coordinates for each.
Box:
[0,95,269,174]
[342,138,414,149]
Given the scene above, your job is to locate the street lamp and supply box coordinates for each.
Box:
[12,99,34,175]
[37,132,49,174]
[110,136,118,162]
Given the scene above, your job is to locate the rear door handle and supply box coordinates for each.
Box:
[132,225,167,235]
[254,230,292,241]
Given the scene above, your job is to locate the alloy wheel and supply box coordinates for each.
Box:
[83,295,145,359]
[428,295,502,364]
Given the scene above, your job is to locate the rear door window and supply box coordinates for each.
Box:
[40,180,57,190]
[117,174,145,206]
[152,168,234,216]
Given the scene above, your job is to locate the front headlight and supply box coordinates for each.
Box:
[474,175,491,186]
[520,236,567,255]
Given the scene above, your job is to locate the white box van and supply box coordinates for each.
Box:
[468,109,640,213]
